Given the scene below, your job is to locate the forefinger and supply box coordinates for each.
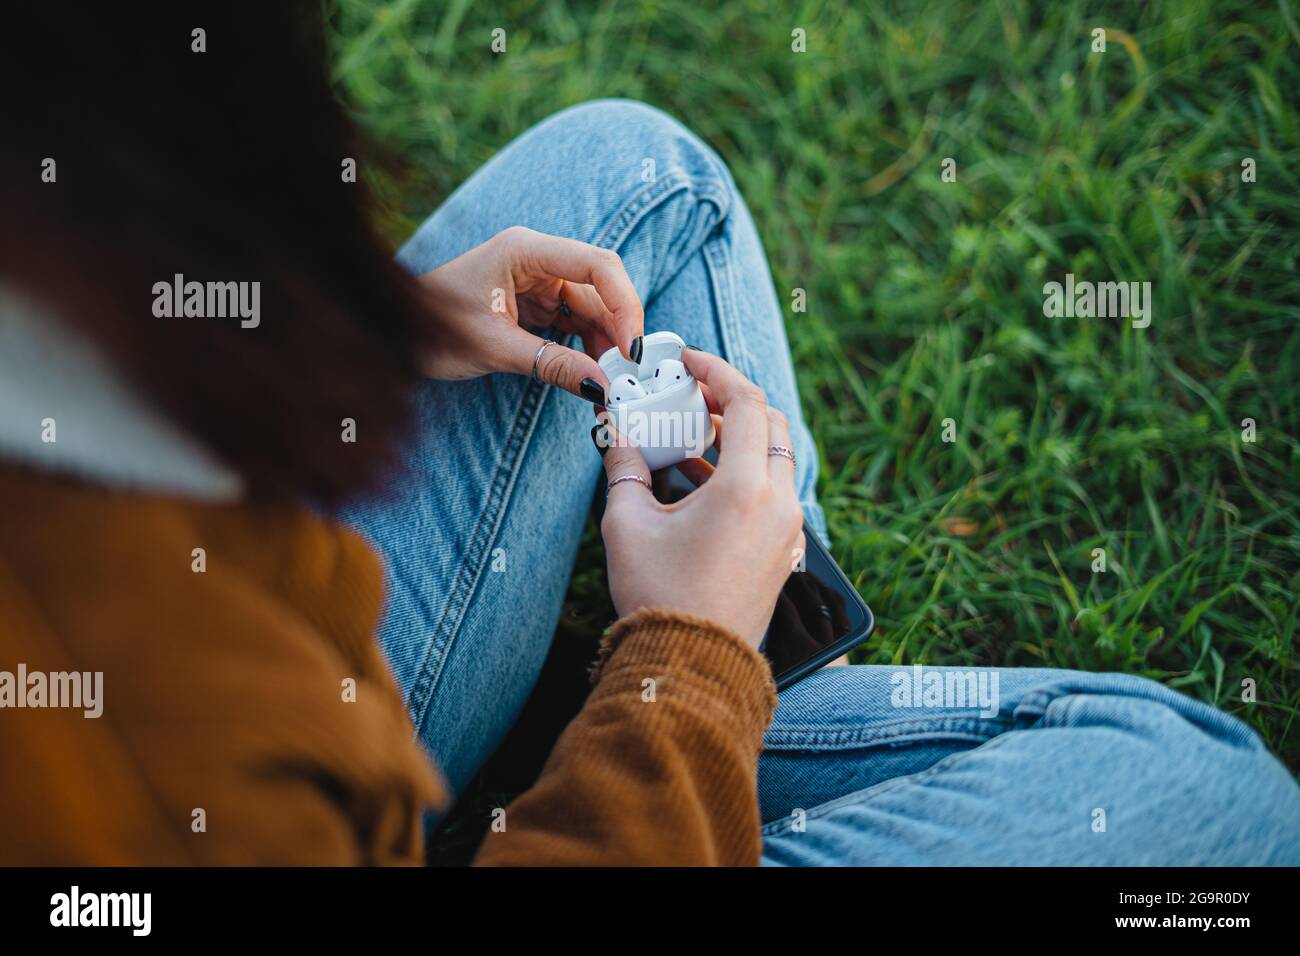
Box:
[505,227,644,360]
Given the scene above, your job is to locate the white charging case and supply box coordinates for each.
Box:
[597,331,716,471]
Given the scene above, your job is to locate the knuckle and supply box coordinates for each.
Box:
[767,406,789,431]
[589,248,626,277]
[542,347,581,391]
[725,472,767,505]
[605,444,645,477]
[604,450,637,475]
[732,383,768,410]
[494,225,533,250]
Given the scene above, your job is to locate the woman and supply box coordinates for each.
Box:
[2,5,1297,865]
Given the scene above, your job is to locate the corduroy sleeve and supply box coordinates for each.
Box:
[473,608,778,866]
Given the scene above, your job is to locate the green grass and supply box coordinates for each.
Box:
[329,0,1300,772]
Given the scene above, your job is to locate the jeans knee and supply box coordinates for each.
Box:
[504,99,737,298]
[540,99,736,216]
[1041,686,1300,862]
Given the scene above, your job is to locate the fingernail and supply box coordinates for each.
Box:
[630,335,643,365]
[590,424,609,457]
[684,343,703,351]
[579,377,606,405]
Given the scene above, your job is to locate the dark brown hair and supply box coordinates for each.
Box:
[0,3,433,504]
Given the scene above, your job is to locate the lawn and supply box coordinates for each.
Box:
[328,0,1300,784]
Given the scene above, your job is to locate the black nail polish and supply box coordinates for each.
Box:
[630,335,643,365]
[590,424,609,456]
[579,378,606,405]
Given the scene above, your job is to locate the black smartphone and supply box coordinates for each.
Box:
[650,458,875,690]
[764,520,875,688]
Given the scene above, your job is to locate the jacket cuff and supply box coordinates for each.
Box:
[589,608,778,736]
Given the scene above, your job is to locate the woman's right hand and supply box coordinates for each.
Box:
[595,350,805,649]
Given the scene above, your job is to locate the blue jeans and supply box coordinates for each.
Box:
[342,100,1300,865]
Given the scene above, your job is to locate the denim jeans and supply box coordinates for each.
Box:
[342,100,1300,865]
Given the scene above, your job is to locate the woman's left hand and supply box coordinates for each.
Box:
[414,226,643,400]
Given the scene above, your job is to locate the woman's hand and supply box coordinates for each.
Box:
[414,226,643,399]
[595,350,805,648]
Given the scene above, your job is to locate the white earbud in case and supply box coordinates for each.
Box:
[646,359,688,394]
[605,374,648,406]
[596,332,716,471]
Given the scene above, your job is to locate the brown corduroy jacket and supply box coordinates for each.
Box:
[0,463,777,865]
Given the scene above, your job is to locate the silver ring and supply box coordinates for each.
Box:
[767,445,796,465]
[531,340,556,383]
[606,474,651,495]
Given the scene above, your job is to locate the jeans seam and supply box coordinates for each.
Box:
[591,169,729,253]
[764,715,1013,750]
[760,731,1022,837]
[700,233,756,381]
[406,370,550,731]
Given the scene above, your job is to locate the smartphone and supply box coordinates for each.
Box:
[764,519,875,688]
[651,457,875,690]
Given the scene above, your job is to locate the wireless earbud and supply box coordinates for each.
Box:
[647,359,689,394]
[605,374,647,406]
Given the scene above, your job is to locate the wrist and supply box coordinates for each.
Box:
[591,607,777,732]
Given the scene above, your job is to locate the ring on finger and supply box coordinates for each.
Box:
[606,474,652,495]
[531,340,556,383]
[767,445,796,466]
